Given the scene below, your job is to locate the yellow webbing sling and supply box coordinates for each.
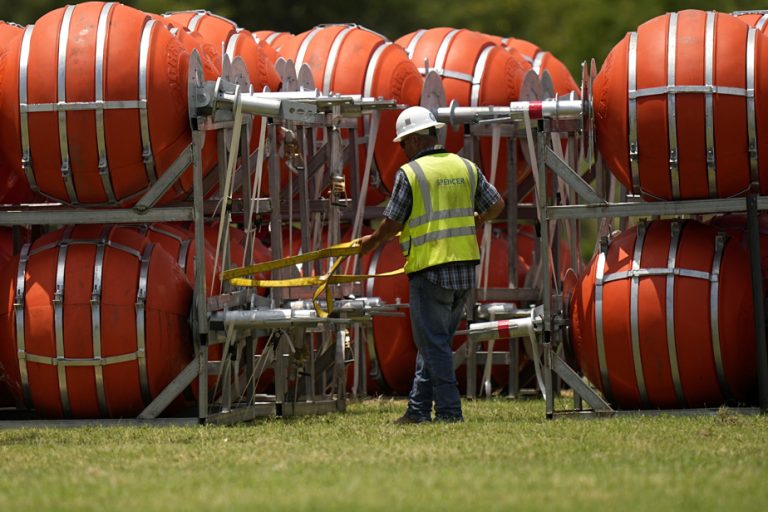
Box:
[220,239,404,318]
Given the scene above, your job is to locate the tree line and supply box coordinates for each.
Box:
[1,0,762,76]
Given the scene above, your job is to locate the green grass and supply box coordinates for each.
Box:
[0,398,766,512]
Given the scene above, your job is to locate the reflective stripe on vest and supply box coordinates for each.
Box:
[399,153,480,273]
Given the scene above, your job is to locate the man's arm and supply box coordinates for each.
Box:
[475,196,505,227]
[360,217,403,254]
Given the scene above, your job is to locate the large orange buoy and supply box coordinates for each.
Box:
[395,28,533,198]
[0,21,38,204]
[707,213,768,291]
[163,11,281,161]
[0,2,210,207]
[485,34,579,97]
[570,220,756,409]
[252,30,292,63]
[0,226,27,407]
[734,12,768,33]
[0,225,193,418]
[280,24,424,205]
[594,10,768,200]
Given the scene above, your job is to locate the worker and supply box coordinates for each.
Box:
[360,106,505,423]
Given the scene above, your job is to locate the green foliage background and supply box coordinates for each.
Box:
[1,0,764,76]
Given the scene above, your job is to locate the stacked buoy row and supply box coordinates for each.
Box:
[0,1,576,417]
[570,10,768,408]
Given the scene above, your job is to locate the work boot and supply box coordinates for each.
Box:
[393,413,430,425]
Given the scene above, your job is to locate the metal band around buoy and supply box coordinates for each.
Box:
[710,233,732,401]
[594,245,612,401]
[178,239,192,272]
[704,11,717,197]
[91,226,112,416]
[58,5,78,205]
[135,244,153,404]
[470,45,494,107]
[665,221,685,406]
[323,25,356,94]
[95,2,118,205]
[667,13,681,200]
[532,50,545,75]
[14,243,32,408]
[629,222,649,406]
[19,25,37,193]
[434,29,459,73]
[627,31,640,195]
[139,19,158,184]
[54,227,73,416]
[363,42,390,98]
[265,32,282,45]
[225,32,239,60]
[295,26,322,72]
[757,14,768,31]
[746,27,759,184]
[404,29,426,59]
[188,11,206,32]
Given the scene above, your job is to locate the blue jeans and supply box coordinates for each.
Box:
[406,273,468,421]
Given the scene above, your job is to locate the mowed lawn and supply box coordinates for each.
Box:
[0,398,766,512]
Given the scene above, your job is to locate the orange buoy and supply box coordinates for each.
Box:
[0,2,208,207]
[734,12,768,33]
[0,21,38,204]
[594,10,768,200]
[707,213,768,291]
[280,24,424,205]
[252,30,293,63]
[485,34,579,97]
[0,226,27,407]
[0,225,193,418]
[570,220,756,409]
[164,11,281,159]
[395,28,533,198]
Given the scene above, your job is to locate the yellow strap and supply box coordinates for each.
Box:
[220,239,362,280]
[223,238,405,318]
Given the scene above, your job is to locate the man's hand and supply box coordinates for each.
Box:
[359,218,404,254]
[360,234,377,254]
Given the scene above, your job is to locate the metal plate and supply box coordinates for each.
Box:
[298,63,316,91]
[540,70,555,100]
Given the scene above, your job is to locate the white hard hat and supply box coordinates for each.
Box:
[392,106,445,143]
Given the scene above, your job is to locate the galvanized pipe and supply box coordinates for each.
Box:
[435,98,583,125]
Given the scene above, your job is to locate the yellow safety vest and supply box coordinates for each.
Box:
[399,152,480,273]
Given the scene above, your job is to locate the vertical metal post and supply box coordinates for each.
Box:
[508,338,519,399]
[747,191,768,410]
[245,336,255,404]
[275,332,288,406]
[239,117,254,266]
[299,126,312,277]
[268,122,283,306]
[335,329,347,411]
[507,137,518,288]
[192,128,209,423]
[537,126,555,419]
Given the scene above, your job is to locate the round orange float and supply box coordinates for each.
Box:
[252,30,293,63]
[0,226,28,407]
[734,12,768,33]
[163,11,281,158]
[0,2,208,207]
[0,225,193,418]
[594,10,768,200]
[485,35,579,97]
[0,21,38,204]
[280,24,424,205]
[570,220,757,409]
[395,28,533,198]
